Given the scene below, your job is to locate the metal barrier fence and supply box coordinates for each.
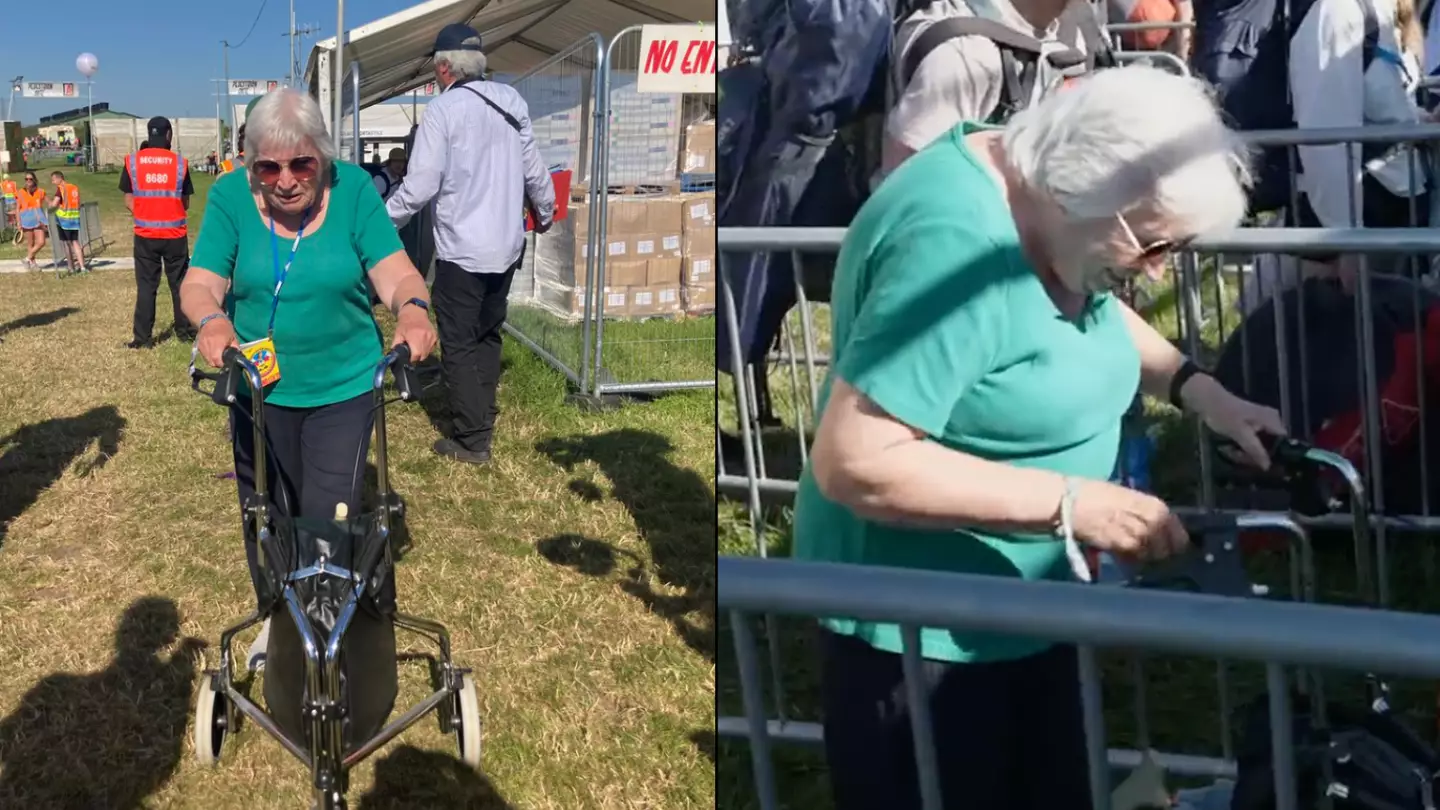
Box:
[588,25,716,397]
[503,34,606,391]
[45,200,106,270]
[719,554,1440,810]
[716,123,1440,807]
[503,29,717,400]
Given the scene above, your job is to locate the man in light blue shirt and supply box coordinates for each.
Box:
[387,22,556,465]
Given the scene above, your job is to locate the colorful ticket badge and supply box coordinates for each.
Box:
[239,337,282,387]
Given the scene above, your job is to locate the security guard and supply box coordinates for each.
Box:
[120,116,195,348]
[220,97,261,174]
[0,174,16,231]
[49,171,85,274]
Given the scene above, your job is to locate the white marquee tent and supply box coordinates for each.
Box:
[303,0,712,124]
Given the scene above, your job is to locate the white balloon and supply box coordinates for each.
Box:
[76,53,99,77]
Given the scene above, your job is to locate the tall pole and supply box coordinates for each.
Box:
[333,0,344,152]
[6,76,20,121]
[86,81,94,171]
[222,40,232,154]
[215,82,222,163]
[289,0,296,87]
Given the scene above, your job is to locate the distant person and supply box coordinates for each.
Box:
[221,98,261,175]
[374,148,407,200]
[0,174,17,231]
[387,23,555,465]
[121,117,196,348]
[48,171,85,273]
[16,173,48,270]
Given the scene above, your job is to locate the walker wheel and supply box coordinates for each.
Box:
[193,670,229,765]
[454,673,482,769]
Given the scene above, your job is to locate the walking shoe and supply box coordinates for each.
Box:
[433,438,491,465]
[247,618,270,672]
[125,339,152,350]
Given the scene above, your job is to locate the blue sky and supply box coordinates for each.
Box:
[0,0,424,124]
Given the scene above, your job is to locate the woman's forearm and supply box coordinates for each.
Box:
[179,281,226,326]
[389,273,431,315]
[817,439,1070,533]
[1119,301,1187,401]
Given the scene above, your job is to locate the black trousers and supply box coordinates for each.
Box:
[230,391,374,606]
[431,255,519,452]
[819,629,1093,810]
[133,234,191,342]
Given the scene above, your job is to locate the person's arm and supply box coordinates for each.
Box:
[1118,300,1190,402]
[808,220,1057,529]
[1291,0,1367,227]
[385,104,446,228]
[517,100,556,231]
[119,164,134,213]
[882,34,998,174]
[181,167,194,211]
[368,251,431,312]
[180,184,239,325]
[1172,0,1194,61]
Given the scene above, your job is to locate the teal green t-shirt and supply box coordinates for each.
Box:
[192,161,404,408]
[791,123,1141,663]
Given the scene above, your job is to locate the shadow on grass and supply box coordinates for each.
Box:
[535,428,716,662]
[0,596,204,808]
[0,404,124,549]
[0,305,80,341]
[355,745,515,810]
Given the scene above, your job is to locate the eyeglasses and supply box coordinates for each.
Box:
[1116,211,1189,262]
[251,156,319,185]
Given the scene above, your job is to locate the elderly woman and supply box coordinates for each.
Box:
[794,65,1287,810]
[179,88,437,670]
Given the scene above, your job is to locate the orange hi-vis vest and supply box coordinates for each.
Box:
[221,154,245,174]
[0,179,16,209]
[127,148,189,239]
[16,188,47,230]
[55,183,81,231]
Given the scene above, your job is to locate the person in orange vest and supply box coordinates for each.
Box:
[220,98,260,174]
[0,173,17,232]
[48,171,85,274]
[121,116,196,348]
[15,172,49,270]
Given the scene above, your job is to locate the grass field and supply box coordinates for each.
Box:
[0,270,716,808]
[1,158,216,263]
[716,266,1440,809]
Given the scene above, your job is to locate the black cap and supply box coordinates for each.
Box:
[147,116,172,140]
[432,23,483,56]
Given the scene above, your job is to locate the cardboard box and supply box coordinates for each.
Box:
[684,283,716,313]
[629,285,683,316]
[683,120,716,173]
[684,254,715,286]
[599,287,630,317]
[646,257,682,286]
[607,198,649,236]
[681,191,715,227]
[603,260,649,287]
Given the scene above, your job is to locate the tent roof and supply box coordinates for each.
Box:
[305,0,712,111]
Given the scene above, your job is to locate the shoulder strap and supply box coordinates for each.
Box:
[1358,0,1379,70]
[1058,2,1116,69]
[457,83,523,134]
[901,17,1046,88]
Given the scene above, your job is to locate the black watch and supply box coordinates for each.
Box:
[1168,359,1205,410]
[402,297,430,313]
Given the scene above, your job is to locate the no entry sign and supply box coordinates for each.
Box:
[636,24,717,95]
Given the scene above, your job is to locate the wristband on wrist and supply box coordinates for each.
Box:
[1168,359,1205,411]
[196,312,228,332]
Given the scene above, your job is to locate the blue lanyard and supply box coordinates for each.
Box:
[267,205,311,337]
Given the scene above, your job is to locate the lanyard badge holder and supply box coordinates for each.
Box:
[190,206,310,388]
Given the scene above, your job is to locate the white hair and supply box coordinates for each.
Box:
[244,88,336,168]
[436,49,489,81]
[1000,65,1252,236]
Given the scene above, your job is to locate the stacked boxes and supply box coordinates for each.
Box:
[531,194,686,319]
[682,119,716,174]
[604,75,683,185]
[680,191,716,313]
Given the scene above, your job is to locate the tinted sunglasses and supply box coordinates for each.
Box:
[1116,211,1190,262]
[251,156,319,184]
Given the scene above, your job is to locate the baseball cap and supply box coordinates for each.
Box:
[147,116,173,140]
[432,23,483,55]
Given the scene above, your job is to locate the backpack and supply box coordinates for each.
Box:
[891,0,1117,125]
[1193,0,1380,214]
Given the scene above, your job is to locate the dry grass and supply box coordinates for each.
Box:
[0,270,716,809]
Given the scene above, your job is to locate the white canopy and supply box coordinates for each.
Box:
[304,0,712,115]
